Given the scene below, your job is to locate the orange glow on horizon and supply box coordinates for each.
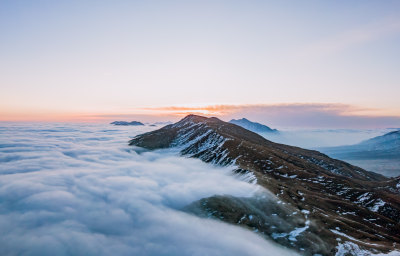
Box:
[1,103,400,123]
[142,104,400,117]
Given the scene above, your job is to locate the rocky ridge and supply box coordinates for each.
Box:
[129,115,400,255]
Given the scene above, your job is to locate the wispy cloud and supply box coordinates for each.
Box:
[141,103,400,129]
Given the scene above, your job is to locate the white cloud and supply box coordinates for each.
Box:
[0,123,297,256]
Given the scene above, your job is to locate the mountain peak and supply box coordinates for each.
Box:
[179,114,222,124]
[229,117,277,133]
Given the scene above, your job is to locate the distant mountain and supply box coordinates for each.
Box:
[129,115,400,255]
[320,130,400,160]
[110,121,144,126]
[229,118,278,133]
[320,130,400,177]
[152,121,173,126]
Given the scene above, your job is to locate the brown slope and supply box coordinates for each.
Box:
[130,114,400,255]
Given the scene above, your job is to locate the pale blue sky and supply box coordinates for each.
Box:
[1,0,400,123]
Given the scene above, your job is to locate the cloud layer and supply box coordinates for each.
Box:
[0,123,297,256]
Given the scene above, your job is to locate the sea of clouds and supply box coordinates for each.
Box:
[0,123,297,256]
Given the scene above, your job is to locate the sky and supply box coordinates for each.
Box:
[1,0,400,127]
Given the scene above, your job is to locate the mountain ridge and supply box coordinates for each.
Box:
[229,117,278,133]
[319,130,400,177]
[321,130,400,159]
[129,114,400,255]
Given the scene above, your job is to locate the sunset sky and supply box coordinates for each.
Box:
[1,1,400,127]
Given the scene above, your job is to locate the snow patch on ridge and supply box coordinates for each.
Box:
[335,242,398,256]
[169,120,259,184]
[368,199,386,212]
[233,169,258,184]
